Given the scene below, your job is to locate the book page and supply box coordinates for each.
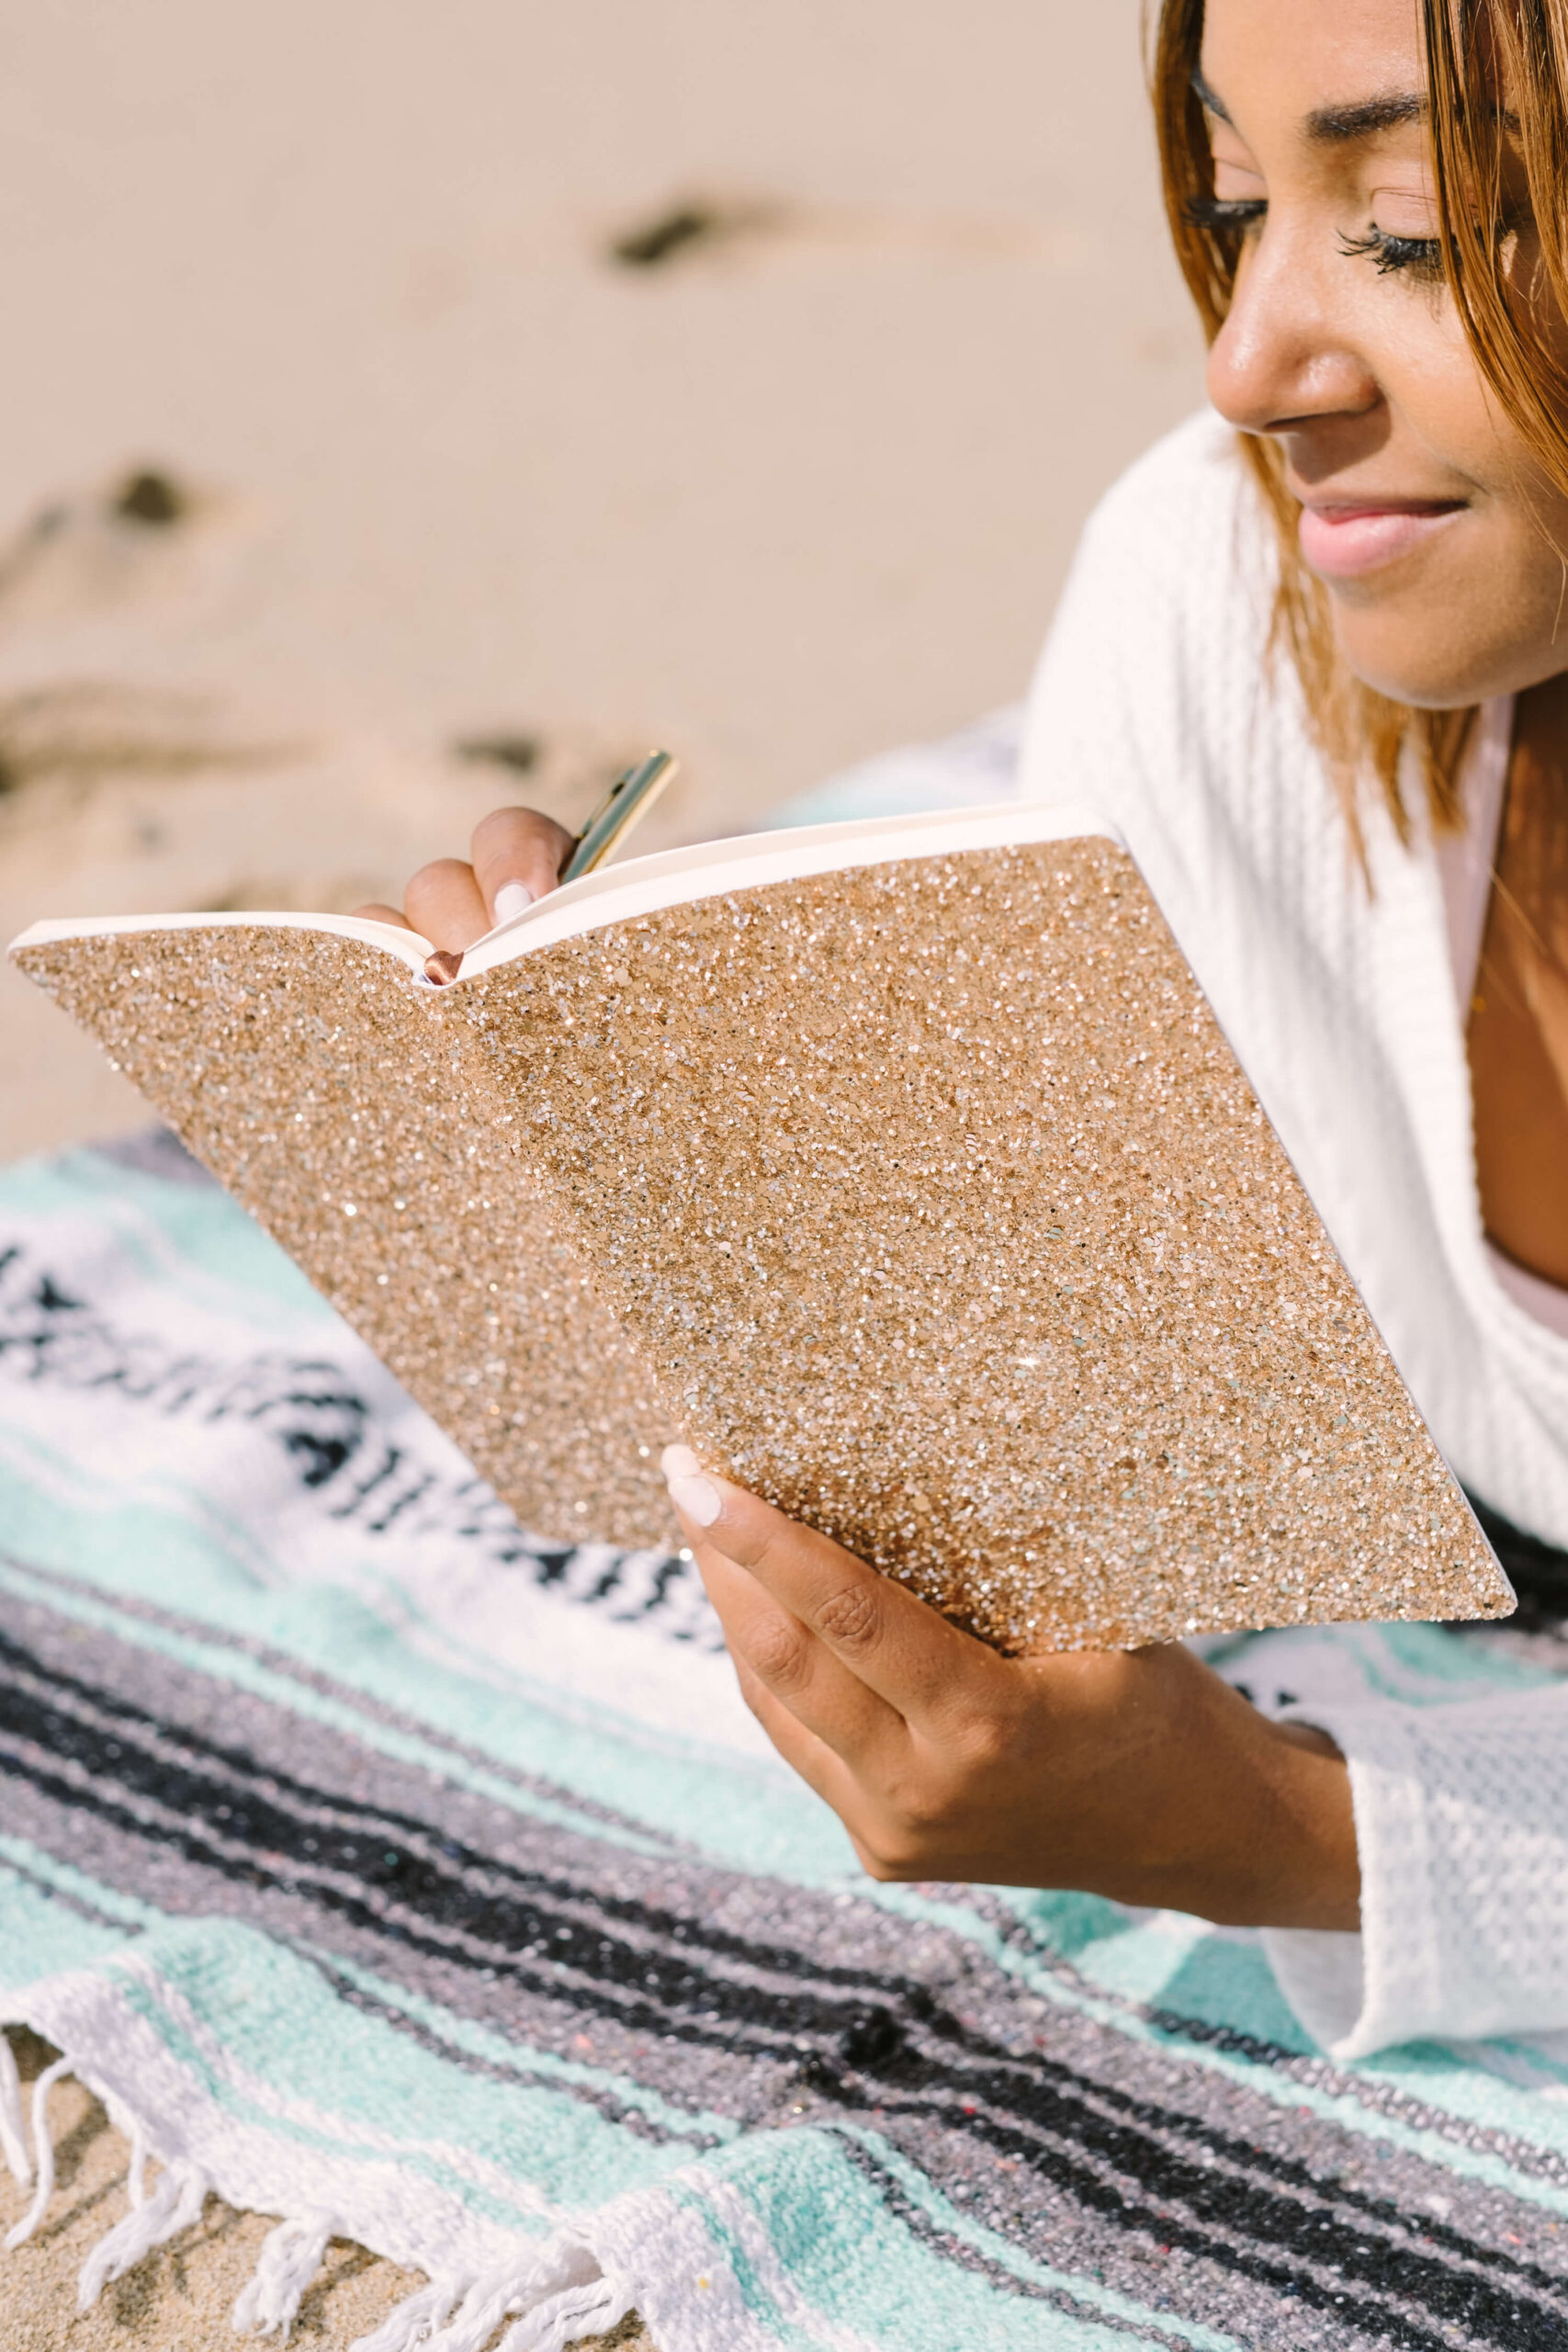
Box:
[9,801,1118,981]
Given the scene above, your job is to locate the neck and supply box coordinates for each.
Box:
[1467,674,1568,1289]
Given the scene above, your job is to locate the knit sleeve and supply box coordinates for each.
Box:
[1263,1682,1568,2056]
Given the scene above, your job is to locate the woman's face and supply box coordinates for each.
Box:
[1201,0,1568,708]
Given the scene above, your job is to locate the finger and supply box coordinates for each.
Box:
[470,807,577,922]
[695,1539,898,1761]
[730,1651,869,1823]
[402,859,491,951]
[662,1445,994,1724]
[352,901,417,931]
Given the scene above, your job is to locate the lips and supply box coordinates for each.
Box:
[1297,498,1466,581]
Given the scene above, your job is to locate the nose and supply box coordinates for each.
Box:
[1206,224,1382,438]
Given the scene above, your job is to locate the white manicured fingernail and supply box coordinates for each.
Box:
[492,880,536,924]
[660,1443,721,1527]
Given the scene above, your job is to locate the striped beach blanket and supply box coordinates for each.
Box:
[6,1131,1568,2352]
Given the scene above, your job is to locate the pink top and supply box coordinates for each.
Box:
[1436,697,1568,1342]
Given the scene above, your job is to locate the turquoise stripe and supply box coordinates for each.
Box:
[303,1941,740,2152]
[112,1923,696,2214]
[0,1148,330,1332]
[0,1834,161,1939]
[975,1886,1308,2056]
[0,1426,282,1596]
[0,1862,139,1984]
[1365,1620,1553,1693]
[664,2187,827,2352]
[999,1894,1310,2049]
[1315,1620,1551,1702]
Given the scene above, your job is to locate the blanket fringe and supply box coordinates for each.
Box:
[231,2211,340,2337]
[4,2054,73,2248]
[77,2158,210,2309]
[0,2031,30,2187]
[427,2272,526,2352]
[347,2278,468,2352]
[125,2112,150,2210]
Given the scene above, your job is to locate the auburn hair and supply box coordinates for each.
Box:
[1150,0,1568,838]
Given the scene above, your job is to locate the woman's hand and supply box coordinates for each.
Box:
[356,806,575,949]
[662,1446,1360,1931]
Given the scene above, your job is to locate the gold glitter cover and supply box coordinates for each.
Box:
[12,832,1512,1652]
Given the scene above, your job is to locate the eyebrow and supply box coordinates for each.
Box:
[1306,92,1425,142]
[1190,71,1426,145]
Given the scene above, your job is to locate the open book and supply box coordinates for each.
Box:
[10,802,1511,1651]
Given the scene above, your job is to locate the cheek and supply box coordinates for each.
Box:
[1328,494,1568,707]
[1329,333,1568,704]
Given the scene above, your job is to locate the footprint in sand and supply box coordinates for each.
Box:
[0,462,260,636]
[0,679,298,806]
[604,192,1085,275]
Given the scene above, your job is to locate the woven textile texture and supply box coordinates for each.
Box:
[6,1135,1568,2350]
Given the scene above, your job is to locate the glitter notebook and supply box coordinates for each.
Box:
[9,803,1512,1652]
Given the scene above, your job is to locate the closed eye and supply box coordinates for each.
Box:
[1185,195,1268,232]
[1338,221,1444,281]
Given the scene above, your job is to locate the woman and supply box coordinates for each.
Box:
[363,0,1568,2059]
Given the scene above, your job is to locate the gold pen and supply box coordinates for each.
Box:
[558,750,677,883]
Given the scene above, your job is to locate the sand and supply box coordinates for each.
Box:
[0,0,1205,2335]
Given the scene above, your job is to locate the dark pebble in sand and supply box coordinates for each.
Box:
[453,732,542,775]
[114,469,186,526]
[609,205,716,269]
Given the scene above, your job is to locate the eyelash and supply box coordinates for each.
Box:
[1337,224,1445,283]
[1185,196,1444,284]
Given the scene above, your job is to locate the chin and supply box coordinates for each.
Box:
[1334,614,1517,712]
[1330,554,1568,709]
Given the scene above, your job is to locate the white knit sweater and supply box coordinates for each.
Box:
[1019,411,1568,2059]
